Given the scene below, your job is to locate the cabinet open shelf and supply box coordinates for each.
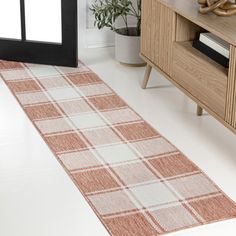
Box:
[174,41,228,78]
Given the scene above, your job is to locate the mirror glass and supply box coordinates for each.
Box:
[25,0,62,43]
[0,0,21,39]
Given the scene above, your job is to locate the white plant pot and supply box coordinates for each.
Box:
[115,28,145,66]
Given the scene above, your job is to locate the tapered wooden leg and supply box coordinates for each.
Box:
[141,64,152,89]
[197,105,203,116]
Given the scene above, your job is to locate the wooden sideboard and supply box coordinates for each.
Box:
[140,0,236,134]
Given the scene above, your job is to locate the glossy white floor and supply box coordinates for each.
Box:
[1,47,236,236]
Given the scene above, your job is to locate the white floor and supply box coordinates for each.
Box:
[1,47,236,236]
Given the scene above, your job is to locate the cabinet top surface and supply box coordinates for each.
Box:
[158,0,236,45]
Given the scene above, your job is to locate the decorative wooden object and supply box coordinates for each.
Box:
[140,0,236,134]
[198,0,236,16]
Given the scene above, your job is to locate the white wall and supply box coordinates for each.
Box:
[78,0,115,48]
[78,0,138,49]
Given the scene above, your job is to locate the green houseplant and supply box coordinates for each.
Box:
[90,0,144,65]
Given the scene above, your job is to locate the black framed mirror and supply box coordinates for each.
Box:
[0,0,78,67]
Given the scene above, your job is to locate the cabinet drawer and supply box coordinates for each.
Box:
[173,41,227,118]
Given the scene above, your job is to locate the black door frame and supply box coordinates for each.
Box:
[0,0,78,67]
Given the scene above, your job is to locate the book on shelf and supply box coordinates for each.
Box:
[199,33,230,59]
[192,33,230,68]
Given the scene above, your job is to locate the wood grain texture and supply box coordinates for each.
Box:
[176,14,205,42]
[158,0,236,46]
[225,46,236,124]
[141,64,152,89]
[141,0,236,133]
[140,53,236,134]
[140,0,152,60]
[233,93,236,128]
[173,41,227,119]
[141,0,175,76]
[230,46,236,128]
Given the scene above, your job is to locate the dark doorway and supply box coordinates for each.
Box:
[0,0,78,67]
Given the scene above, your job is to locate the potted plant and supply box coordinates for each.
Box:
[90,0,144,66]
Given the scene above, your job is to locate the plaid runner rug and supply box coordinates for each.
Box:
[1,60,236,235]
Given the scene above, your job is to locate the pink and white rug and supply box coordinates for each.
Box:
[1,60,236,235]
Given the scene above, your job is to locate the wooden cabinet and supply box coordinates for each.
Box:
[140,0,236,134]
[141,0,175,76]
